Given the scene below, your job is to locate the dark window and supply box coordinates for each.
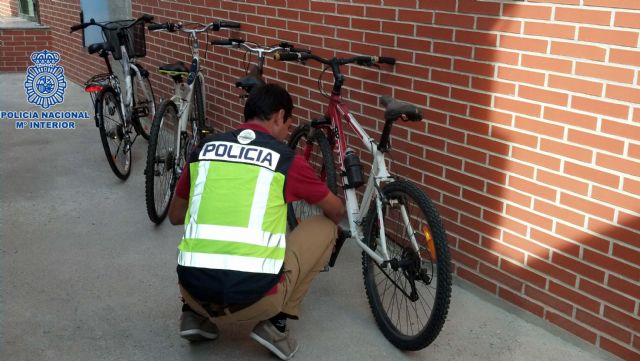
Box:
[17,0,39,23]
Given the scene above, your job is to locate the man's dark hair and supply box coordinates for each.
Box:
[244,83,293,122]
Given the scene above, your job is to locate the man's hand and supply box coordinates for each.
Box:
[315,192,346,225]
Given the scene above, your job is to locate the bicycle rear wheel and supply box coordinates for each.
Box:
[287,123,337,230]
[145,100,179,224]
[97,87,131,180]
[132,72,155,140]
[362,180,452,350]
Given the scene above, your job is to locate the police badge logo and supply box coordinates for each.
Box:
[24,50,67,109]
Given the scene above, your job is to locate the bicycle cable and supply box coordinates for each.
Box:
[318,66,331,99]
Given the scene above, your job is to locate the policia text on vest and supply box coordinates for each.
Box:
[199,141,281,171]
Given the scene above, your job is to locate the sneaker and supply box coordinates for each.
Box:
[250,320,299,360]
[179,310,219,342]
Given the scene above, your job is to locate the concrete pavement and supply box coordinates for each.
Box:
[0,72,614,361]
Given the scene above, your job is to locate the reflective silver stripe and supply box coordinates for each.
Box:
[178,250,283,274]
[182,224,286,248]
[188,161,210,223]
[248,167,274,230]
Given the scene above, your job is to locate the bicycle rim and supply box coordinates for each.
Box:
[287,124,337,229]
[145,101,178,223]
[362,180,451,350]
[98,89,131,179]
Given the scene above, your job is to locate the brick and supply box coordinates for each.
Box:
[432,69,470,87]
[459,238,500,266]
[550,41,606,62]
[611,243,640,269]
[615,11,640,28]
[451,88,492,107]
[560,193,615,221]
[534,199,585,227]
[532,229,580,257]
[414,79,449,97]
[606,84,640,104]
[557,223,611,253]
[468,134,510,156]
[579,27,638,47]
[576,62,635,84]
[503,4,552,20]
[596,153,640,178]
[540,139,593,164]
[479,263,524,291]
[464,188,505,211]
[494,97,541,118]
[608,275,640,303]
[498,287,545,318]
[599,337,640,361]
[568,129,625,155]
[418,0,456,11]
[471,77,516,96]
[542,107,598,130]
[399,10,433,24]
[434,13,475,29]
[470,107,515,127]
[505,231,551,258]
[548,281,599,312]
[474,48,520,66]
[500,34,548,53]
[604,306,640,333]
[457,266,498,294]
[564,161,619,188]
[584,0,640,10]
[576,309,632,343]
[546,311,597,344]
[524,22,575,40]
[487,183,532,207]
[447,169,485,190]
[498,66,545,86]
[518,85,569,107]
[555,7,612,26]
[433,41,471,57]
[429,97,469,116]
[464,162,506,185]
[484,210,529,236]
[610,49,640,67]
[454,59,495,77]
[572,96,629,120]
[481,236,526,264]
[450,248,479,270]
[521,54,573,73]
[525,285,573,315]
[623,178,640,196]
[584,248,639,283]
[415,53,452,70]
[476,17,522,34]
[602,119,640,142]
[592,186,639,214]
[489,156,536,179]
[552,252,605,282]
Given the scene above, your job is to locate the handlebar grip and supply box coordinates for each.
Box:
[211,39,233,46]
[219,21,241,29]
[290,47,311,53]
[141,14,154,22]
[274,52,301,61]
[70,23,85,33]
[148,22,168,31]
[377,56,396,65]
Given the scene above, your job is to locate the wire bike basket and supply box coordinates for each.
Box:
[102,20,147,60]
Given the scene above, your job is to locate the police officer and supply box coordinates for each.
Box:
[168,83,345,360]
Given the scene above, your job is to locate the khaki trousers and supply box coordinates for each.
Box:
[180,215,337,324]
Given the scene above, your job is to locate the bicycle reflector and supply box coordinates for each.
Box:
[423,225,437,262]
[84,84,103,93]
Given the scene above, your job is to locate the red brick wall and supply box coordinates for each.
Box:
[0,28,51,71]
[40,1,640,359]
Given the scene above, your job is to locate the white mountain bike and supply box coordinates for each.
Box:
[144,19,240,224]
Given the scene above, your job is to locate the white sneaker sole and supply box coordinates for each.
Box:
[250,331,299,360]
[180,329,218,341]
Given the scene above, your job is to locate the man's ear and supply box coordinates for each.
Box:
[276,109,286,125]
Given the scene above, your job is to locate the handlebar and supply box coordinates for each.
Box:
[70,14,154,33]
[147,20,241,33]
[211,38,309,56]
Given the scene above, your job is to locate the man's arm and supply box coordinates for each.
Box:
[315,192,346,225]
[168,195,188,225]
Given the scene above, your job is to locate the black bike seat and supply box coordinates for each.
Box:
[379,96,423,122]
[87,42,114,55]
[235,75,265,93]
[159,62,189,75]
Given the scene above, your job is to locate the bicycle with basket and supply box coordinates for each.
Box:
[70,14,156,180]
[274,50,453,351]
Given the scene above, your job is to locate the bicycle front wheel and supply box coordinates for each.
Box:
[362,180,452,350]
[97,87,131,180]
[132,73,155,140]
[145,100,179,224]
[287,123,337,230]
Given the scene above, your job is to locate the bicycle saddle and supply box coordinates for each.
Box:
[87,42,114,55]
[159,62,189,75]
[379,96,423,122]
[235,65,264,94]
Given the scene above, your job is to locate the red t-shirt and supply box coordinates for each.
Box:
[175,122,330,205]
